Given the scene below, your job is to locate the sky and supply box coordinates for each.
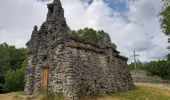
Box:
[0,0,168,62]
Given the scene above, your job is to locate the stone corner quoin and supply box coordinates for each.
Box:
[24,0,134,99]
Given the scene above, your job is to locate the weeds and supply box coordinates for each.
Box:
[41,93,64,100]
[40,87,64,100]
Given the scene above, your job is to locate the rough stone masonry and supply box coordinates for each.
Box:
[24,0,134,99]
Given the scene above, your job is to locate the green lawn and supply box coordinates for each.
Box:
[110,85,170,100]
[82,83,170,100]
[0,83,170,100]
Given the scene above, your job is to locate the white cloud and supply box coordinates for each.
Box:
[0,29,28,48]
[62,0,168,62]
[0,0,168,62]
[0,0,49,47]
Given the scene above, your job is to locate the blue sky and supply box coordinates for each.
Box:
[103,0,129,12]
[82,0,131,20]
[40,0,130,16]
[0,0,168,62]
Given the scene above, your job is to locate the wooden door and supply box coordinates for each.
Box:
[42,67,49,88]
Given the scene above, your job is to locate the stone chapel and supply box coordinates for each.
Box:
[25,0,134,99]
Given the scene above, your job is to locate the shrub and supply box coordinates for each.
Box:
[77,80,90,96]
[3,67,25,92]
[129,58,170,80]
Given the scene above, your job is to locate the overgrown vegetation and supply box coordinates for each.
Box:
[76,80,104,97]
[129,54,170,80]
[41,93,64,100]
[71,28,117,49]
[0,43,27,93]
[77,80,90,97]
[40,86,64,100]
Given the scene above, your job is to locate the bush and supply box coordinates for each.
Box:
[129,57,170,80]
[128,62,144,70]
[77,80,91,97]
[4,67,25,92]
[145,60,170,80]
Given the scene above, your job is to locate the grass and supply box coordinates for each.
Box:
[0,83,170,100]
[40,93,64,100]
[0,92,26,100]
[80,83,170,100]
[167,84,170,88]
[110,85,170,100]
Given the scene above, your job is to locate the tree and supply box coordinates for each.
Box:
[145,60,170,80]
[160,0,170,35]
[129,59,170,80]
[167,54,170,61]
[4,67,26,92]
[128,61,144,70]
[0,43,27,93]
[71,28,117,49]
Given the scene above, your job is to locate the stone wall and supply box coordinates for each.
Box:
[24,0,134,99]
[61,41,134,98]
[25,32,134,99]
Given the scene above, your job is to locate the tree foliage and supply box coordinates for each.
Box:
[71,28,117,49]
[160,0,170,35]
[128,61,144,70]
[0,43,27,93]
[146,60,170,79]
[167,53,170,61]
[4,67,26,92]
[129,57,170,80]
